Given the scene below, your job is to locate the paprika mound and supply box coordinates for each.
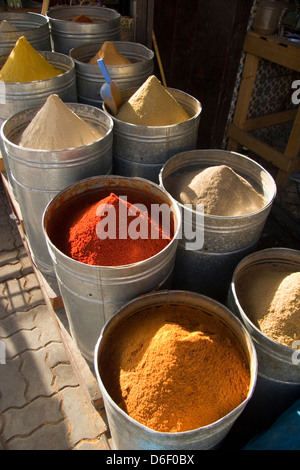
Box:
[100,303,251,432]
[55,192,173,266]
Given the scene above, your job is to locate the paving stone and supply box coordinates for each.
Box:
[1,278,32,314]
[7,421,71,450]
[46,341,70,368]
[60,386,107,447]
[2,395,63,442]
[34,305,62,346]
[52,363,79,390]
[4,328,41,359]
[21,348,55,401]
[74,435,110,450]
[0,356,27,411]
[0,309,36,338]
[0,260,22,283]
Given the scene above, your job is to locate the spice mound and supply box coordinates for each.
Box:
[116,75,190,126]
[59,192,173,266]
[89,41,132,65]
[237,264,300,348]
[169,164,265,216]
[0,20,18,32]
[100,304,251,432]
[19,94,104,150]
[0,36,62,83]
[72,14,94,23]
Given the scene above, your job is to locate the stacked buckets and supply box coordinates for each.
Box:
[2,5,298,450]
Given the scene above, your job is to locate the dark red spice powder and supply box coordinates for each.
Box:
[56,192,173,266]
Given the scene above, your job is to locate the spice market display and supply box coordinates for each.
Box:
[0,4,299,452]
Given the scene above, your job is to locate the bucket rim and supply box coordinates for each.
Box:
[94,289,258,438]
[159,149,277,221]
[0,11,50,32]
[103,86,202,129]
[46,5,121,22]
[69,40,155,66]
[0,102,114,153]
[230,246,300,355]
[42,175,182,270]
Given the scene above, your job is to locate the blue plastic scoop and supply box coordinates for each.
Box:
[97,58,122,115]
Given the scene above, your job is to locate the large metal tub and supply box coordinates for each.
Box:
[94,290,257,450]
[43,176,181,363]
[47,5,121,55]
[0,12,51,55]
[103,87,201,184]
[69,41,154,107]
[1,104,113,276]
[227,248,300,437]
[159,150,277,302]
[0,51,77,196]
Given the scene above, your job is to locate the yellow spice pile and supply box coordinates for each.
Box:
[0,36,61,83]
[116,75,190,126]
[237,264,300,348]
[170,164,265,216]
[89,41,132,65]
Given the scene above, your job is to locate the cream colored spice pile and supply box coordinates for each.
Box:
[170,164,265,216]
[237,264,300,348]
[19,94,104,150]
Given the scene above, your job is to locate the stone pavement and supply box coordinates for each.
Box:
[0,180,110,450]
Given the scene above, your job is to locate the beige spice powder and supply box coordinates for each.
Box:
[116,75,190,126]
[236,264,300,348]
[169,164,265,216]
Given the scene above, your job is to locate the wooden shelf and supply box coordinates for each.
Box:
[227,30,300,187]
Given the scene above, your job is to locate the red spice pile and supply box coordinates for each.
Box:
[65,192,173,266]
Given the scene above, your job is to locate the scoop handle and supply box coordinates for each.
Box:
[97,59,111,84]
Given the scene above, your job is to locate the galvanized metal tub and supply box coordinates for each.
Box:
[159,150,277,302]
[94,289,257,450]
[69,41,154,107]
[0,12,51,55]
[0,51,77,196]
[43,176,181,363]
[103,87,201,183]
[47,5,121,55]
[227,248,300,437]
[1,104,113,277]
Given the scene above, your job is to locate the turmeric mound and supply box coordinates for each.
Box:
[89,41,132,65]
[0,36,61,83]
[116,75,190,126]
[100,304,250,432]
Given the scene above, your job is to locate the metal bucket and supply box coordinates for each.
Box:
[0,51,77,196]
[94,290,257,450]
[43,176,181,363]
[69,41,154,107]
[1,104,113,277]
[227,248,300,437]
[0,12,51,55]
[159,150,277,302]
[103,87,201,183]
[47,5,121,55]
